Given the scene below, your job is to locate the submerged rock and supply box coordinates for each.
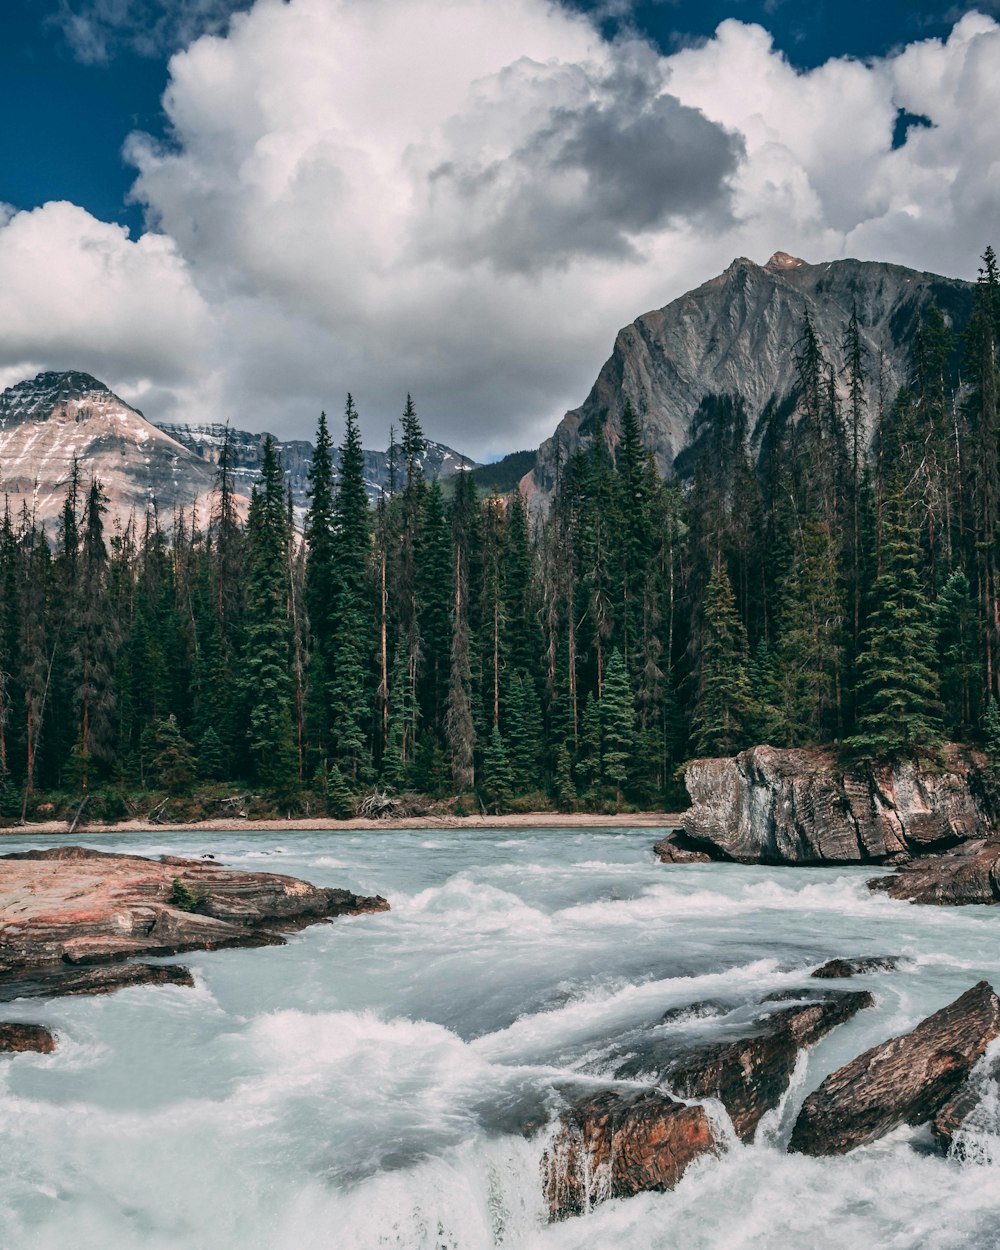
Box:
[869,840,1000,905]
[681,745,989,864]
[543,1087,717,1220]
[0,846,389,989]
[789,981,1000,1155]
[656,992,874,1140]
[0,1022,56,1053]
[653,833,712,863]
[811,956,902,979]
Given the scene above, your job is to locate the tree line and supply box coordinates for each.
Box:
[1,249,999,819]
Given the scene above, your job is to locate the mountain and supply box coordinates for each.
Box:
[524,252,976,506]
[0,372,478,531]
[0,371,215,528]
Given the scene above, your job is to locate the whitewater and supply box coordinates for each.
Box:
[1,826,999,1250]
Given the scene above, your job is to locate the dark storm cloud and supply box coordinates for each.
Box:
[427,77,742,273]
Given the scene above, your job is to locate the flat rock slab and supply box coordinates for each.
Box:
[0,845,389,980]
[869,841,1000,905]
[811,956,902,978]
[789,981,1000,1155]
[0,961,195,1001]
[0,1022,55,1053]
[654,992,874,1141]
[542,1087,717,1220]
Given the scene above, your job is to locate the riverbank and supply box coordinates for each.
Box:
[1,811,681,836]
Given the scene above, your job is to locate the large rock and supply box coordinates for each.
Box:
[811,956,902,978]
[869,840,1000,905]
[618,991,873,1141]
[789,981,1000,1155]
[0,846,388,984]
[542,1087,717,1220]
[0,1022,56,1054]
[0,961,194,1001]
[681,745,989,864]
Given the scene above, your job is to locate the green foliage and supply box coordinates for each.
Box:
[169,878,207,912]
[325,762,355,820]
[197,727,225,782]
[600,649,635,802]
[480,724,513,813]
[691,564,757,756]
[141,715,196,793]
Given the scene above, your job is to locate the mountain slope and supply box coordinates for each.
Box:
[525,252,975,505]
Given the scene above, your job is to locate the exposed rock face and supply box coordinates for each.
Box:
[618,992,874,1141]
[0,962,194,1001]
[0,1022,56,1053]
[681,746,989,864]
[931,1056,1000,1149]
[0,845,389,979]
[811,956,902,978]
[789,981,1000,1155]
[526,255,973,510]
[870,840,1000,904]
[543,1087,717,1220]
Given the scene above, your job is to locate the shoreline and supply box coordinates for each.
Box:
[1,811,682,837]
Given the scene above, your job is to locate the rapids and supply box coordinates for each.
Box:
[1,826,999,1249]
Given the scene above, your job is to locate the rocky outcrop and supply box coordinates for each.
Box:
[931,1055,1000,1149]
[869,840,1000,905]
[0,961,194,1001]
[680,746,989,864]
[653,832,711,863]
[0,1022,56,1054]
[542,1087,717,1220]
[811,956,902,978]
[526,255,974,511]
[618,992,873,1141]
[789,981,1000,1155]
[0,845,388,986]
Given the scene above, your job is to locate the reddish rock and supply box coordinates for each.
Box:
[543,1087,717,1220]
[789,981,1000,1155]
[0,1022,55,1053]
[0,846,389,987]
[654,992,873,1140]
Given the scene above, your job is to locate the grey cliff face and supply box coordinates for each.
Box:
[525,253,974,507]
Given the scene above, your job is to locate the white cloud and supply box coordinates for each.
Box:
[7,4,1000,458]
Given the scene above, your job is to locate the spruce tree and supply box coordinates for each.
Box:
[600,648,634,804]
[480,724,513,813]
[849,482,943,759]
[937,568,979,739]
[197,726,225,781]
[326,761,355,819]
[691,563,757,756]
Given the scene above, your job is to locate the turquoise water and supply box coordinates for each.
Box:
[1,827,999,1249]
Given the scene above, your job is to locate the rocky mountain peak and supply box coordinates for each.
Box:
[0,370,128,428]
[765,251,807,272]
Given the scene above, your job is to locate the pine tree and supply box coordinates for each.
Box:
[326,761,354,819]
[142,715,196,793]
[245,437,299,799]
[575,692,602,794]
[849,482,943,759]
[600,648,634,804]
[691,562,757,756]
[480,724,513,813]
[304,410,337,753]
[197,726,225,781]
[936,567,979,739]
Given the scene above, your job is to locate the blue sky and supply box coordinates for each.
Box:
[1,1,999,453]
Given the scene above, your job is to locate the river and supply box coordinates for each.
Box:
[1,826,999,1249]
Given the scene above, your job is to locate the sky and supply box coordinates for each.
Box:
[1,0,999,458]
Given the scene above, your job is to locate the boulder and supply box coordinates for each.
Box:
[0,846,389,989]
[641,992,873,1140]
[653,833,712,863]
[0,961,194,1001]
[0,1022,56,1054]
[869,840,1000,905]
[789,981,1000,1155]
[931,1056,1000,1150]
[811,956,902,978]
[542,1087,717,1220]
[682,745,989,864]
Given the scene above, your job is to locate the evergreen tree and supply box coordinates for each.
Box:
[600,648,634,804]
[849,482,943,759]
[326,761,354,819]
[690,563,757,756]
[480,724,513,813]
[936,567,979,739]
[142,715,196,793]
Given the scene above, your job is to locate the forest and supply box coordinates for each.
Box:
[1,250,1000,822]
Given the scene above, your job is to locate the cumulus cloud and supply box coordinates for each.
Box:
[8,2,1000,458]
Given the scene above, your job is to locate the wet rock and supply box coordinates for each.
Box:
[0,961,195,1001]
[660,999,729,1025]
[543,1087,717,1220]
[932,1056,1000,1150]
[660,992,874,1140]
[811,956,902,978]
[682,745,989,864]
[0,846,389,981]
[653,833,712,864]
[869,840,1000,905]
[789,981,1000,1155]
[0,1022,56,1054]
